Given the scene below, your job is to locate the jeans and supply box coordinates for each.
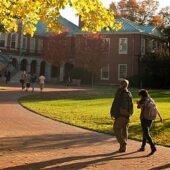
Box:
[141,118,155,149]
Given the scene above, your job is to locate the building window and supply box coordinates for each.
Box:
[118,64,127,80]
[119,38,128,54]
[38,39,43,52]
[141,38,145,55]
[30,37,35,52]
[22,36,27,50]
[101,64,109,80]
[0,33,6,48]
[102,38,110,56]
[11,33,17,49]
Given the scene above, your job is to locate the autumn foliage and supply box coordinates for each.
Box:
[110,0,170,28]
[0,0,121,36]
[43,33,71,66]
[74,34,110,84]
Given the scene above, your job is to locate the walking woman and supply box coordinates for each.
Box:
[137,89,163,156]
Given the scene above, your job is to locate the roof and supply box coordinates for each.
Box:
[35,17,163,38]
[102,18,163,38]
[35,18,80,36]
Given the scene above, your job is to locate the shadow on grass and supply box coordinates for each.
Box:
[19,87,170,104]
[20,90,114,103]
[1,151,148,170]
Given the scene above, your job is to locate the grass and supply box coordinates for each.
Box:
[0,86,7,90]
[19,86,170,147]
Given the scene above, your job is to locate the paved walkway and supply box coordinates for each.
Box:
[0,85,170,170]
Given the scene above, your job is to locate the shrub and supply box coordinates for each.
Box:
[70,67,91,84]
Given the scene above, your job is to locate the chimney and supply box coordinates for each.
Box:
[79,16,84,29]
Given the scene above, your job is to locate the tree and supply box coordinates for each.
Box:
[159,6,170,27]
[149,15,164,28]
[118,0,139,22]
[0,0,121,36]
[139,0,159,24]
[43,33,71,66]
[140,53,170,88]
[75,34,109,86]
[110,0,159,25]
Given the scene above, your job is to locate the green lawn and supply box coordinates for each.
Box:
[0,86,7,90]
[19,86,170,147]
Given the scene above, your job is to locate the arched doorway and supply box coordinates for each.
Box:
[30,60,37,74]
[51,65,59,78]
[39,61,46,76]
[64,63,74,82]
[12,58,18,69]
[20,59,28,71]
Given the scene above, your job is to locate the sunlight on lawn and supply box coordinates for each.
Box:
[20,86,170,146]
[0,86,7,90]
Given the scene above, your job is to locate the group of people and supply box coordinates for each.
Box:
[110,79,163,156]
[20,71,46,92]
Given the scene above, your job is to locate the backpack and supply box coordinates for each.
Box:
[144,98,158,120]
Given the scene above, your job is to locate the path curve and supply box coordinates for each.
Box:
[0,86,170,170]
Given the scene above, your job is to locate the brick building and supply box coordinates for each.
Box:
[45,18,165,84]
[0,18,165,84]
[0,18,80,82]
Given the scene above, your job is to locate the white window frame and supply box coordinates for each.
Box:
[118,64,127,80]
[22,36,27,51]
[119,38,128,54]
[38,39,43,53]
[141,38,145,55]
[101,64,109,80]
[10,33,18,50]
[30,37,35,52]
[0,33,7,49]
[102,37,110,56]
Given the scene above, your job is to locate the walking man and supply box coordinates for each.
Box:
[39,75,45,92]
[110,79,133,152]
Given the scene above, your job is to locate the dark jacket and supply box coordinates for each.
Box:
[110,88,133,119]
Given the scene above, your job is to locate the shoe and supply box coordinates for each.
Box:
[119,144,127,152]
[148,147,157,156]
[138,147,145,152]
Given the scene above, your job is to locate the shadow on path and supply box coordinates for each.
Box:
[1,151,148,170]
[149,163,170,170]
[0,133,116,154]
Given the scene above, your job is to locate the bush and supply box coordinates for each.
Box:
[128,75,141,87]
[70,67,91,84]
[128,74,165,89]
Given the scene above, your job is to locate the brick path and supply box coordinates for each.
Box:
[0,85,170,170]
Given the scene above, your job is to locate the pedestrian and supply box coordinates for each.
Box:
[110,79,133,152]
[20,71,26,90]
[25,73,31,92]
[39,75,45,92]
[30,73,37,92]
[4,70,10,84]
[137,89,163,155]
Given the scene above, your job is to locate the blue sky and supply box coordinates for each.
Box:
[61,0,170,25]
